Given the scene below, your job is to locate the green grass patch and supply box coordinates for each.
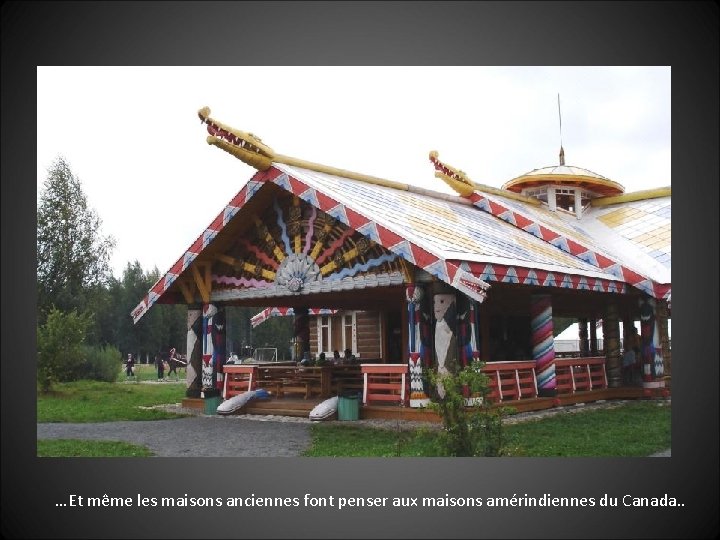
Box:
[38,439,154,457]
[504,401,671,457]
[37,379,189,423]
[304,401,670,457]
[304,424,429,457]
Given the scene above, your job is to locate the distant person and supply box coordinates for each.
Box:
[167,348,179,379]
[125,354,135,378]
[344,348,357,364]
[155,353,165,381]
[333,350,341,365]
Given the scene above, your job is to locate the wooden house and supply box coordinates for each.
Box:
[132,107,671,418]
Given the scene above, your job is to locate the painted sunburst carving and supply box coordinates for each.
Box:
[276,253,321,293]
[210,192,403,298]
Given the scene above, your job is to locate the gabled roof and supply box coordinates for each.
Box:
[276,164,620,280]
[131,163,670,324]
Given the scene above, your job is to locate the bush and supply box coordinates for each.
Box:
[426,360,510,456]
[37,307,92,392]
[78,344,122,382]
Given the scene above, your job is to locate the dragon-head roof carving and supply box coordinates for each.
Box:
[198,106,275,170]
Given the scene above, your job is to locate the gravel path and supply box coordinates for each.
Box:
[37,416,312,457]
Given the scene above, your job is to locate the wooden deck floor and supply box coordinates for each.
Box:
[182,386,665,422]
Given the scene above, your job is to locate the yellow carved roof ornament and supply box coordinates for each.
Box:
[429,151,476,197]
[199,106,538,207]
[429,150,542,205]
[199,107,472,204]
[198,106,276,170]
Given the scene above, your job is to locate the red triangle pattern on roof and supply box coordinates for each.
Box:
[132,165,668,324]
[468,192,670,299]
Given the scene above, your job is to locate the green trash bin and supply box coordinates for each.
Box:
[204,396,223,415]
[337,393,360,421]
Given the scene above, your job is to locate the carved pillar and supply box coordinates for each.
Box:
[578,318,589,356]
[185,307,203,398]
[200,303,224,397]
[407,284,431,408]
[639,297,665,393]
[294,307,311,361]
[432,285,458,400]
[656,300,671,381]
[622,315,637,387]
[590,318,599,355]
[457,294,482,405]
[531,294,556,396]
[211,306,226,392]
[603,303,621,388]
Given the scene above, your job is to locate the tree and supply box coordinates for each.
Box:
[37,307,92,392]
[113,261,186,362]
[37,156,115,323]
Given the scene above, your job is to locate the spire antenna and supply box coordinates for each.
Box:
[558,93,565,166]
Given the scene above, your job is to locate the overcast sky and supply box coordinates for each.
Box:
[36,66,670,280]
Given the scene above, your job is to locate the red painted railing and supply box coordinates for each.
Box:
[222,365,257,398]
[554,357,607,394]
[481,361,538,402]
[360,364,407,405]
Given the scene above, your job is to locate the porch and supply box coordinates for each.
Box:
[181,357,667,422]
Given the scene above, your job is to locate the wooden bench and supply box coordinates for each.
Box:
[330,365,363,395]
[256,365,330,399]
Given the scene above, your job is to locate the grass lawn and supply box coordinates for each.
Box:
[37,379,670,458]
[37,379,189,423]
[37,439,154,457]
[303,401,671,457]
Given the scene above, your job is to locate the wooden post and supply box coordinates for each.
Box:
[200,304,224,396]
[432,283,458,400]
[185,307,203,398]
[406,284,431,408]
[294,307,311,361]
[639,297,666,395]
[589,318,599,355]
[480,301,491,361]
[578,318,589,356]
[531,294,556,396]
[656,299,671,383]
[603,303,621,388]
[457,293,482,404]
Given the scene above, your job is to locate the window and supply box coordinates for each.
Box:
[342,312,357,353]
[524,187,549,202]
[317,315,331,355]
[317,311,357,355]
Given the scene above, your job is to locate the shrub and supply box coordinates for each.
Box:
[37,307,92,392]
[426,360,510,456]
[78,344,122,382]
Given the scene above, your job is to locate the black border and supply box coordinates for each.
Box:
[3,1,718,538]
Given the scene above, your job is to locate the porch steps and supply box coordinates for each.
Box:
[243,397,321,418]
[243,406,314,418]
